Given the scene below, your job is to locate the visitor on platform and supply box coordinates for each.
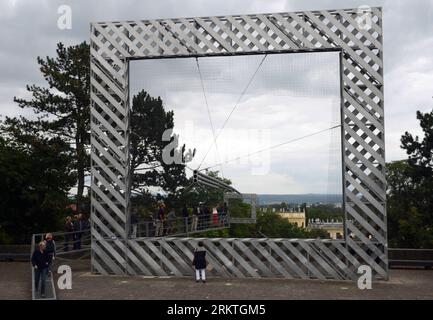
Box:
[64,216,74,252]
[131,211,138,238]
[155,202,166,236]
[198,203,205,230]
[212,207,218,225]
[182,204,189,233]
[204,206,211,228]
[81,214,90,231]
[31,241,50,298]
[217,204,223,226]
[167,209,177,234]
[192,241,207,283]
[191,206,199,232]
[72,214,80,250]
[222,202,228,225]
[44,233,56,276]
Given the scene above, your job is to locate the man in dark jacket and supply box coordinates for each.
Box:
[64,216,74,252]
[156,203,166,236]
[182,204,189,233]
[72,214,80,250]
[73,213,88,250]
[192,241,207,283]
[44,233,56,276]
[31,241,50,298]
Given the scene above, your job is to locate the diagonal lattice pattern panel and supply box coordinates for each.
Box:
[90,7,387,280]
[91,238,382,280]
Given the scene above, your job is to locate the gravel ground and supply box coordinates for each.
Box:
[2,261,433,300]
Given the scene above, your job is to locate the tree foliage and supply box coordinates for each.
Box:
[187,174,330,239]
[130,90,195,211]
[2,42,90,211]
[387,109,433,248]
[0,135,75,243]
[0,42,195,242]
[306,204,343,222]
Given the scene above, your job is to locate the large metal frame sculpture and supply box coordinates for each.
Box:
[90,7,387,280]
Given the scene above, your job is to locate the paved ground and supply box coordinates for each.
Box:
[2,261,433,300]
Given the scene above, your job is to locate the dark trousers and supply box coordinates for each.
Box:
[64,234,71,252]
[35,267,48,296]
[47,253,54,274]
[73,232,82,250]
[184,217,189,233]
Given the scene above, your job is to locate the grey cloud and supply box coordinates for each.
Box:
[1,0,432,193]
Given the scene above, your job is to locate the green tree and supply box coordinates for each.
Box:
[130,90,195,209]
[1,41,196,241]
[387,160,433,247]
[387,109,433,248]
[305,204,343,222]
[228,210,330,239]
[401,109,433,214]
[176,170,229,209]
[182,172,330,239]
[2,42,90,212]
[0,134,75,243]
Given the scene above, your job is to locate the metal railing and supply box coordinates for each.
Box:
[389,248,433,269]
[133,212,230,238]
[32,229,91,256]
[30,233,57,300]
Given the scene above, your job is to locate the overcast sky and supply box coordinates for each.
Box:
[130,52,342,194]
[1,0,432,195]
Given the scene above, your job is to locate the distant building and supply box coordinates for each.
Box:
[278,207,306,228]
[307,219,344,239]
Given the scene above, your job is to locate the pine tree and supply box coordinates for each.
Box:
[130,90,195,203]
[3,42,90,212]
[387,108,433,248]
[401,109,433,216]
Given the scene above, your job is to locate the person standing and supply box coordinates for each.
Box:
[222,202,228,226]
[44,233,56,276]
[166,209,176,235]
[217,204,223,226]
[31,241,50,298]
[198,203,205,230]
[204,206,211,229]
[64,216,74,252]
[82,214,90,231]
[192,241,207,283]
[182,204,189,233]
[212,207,219,226]
[72,214,80,250]
[76,213,87,249]
[191,206,199,232]
[130,211,138,238]
[156,203,165,236]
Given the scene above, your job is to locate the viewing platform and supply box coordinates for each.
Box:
[2,261,433,300]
